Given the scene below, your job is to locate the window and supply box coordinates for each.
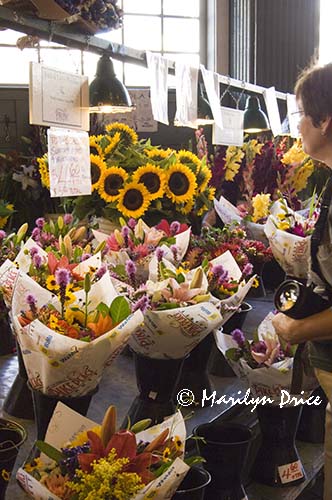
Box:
[319,0,332,63]
[0,0,205,86]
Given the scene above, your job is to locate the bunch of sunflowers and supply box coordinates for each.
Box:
[37,123,215,225]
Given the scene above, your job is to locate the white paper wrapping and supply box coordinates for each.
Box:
[17,403,189,500]
[13,272,143,396]
[264,216,310,278]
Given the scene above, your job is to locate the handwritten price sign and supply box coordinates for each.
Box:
[278,460,304,484]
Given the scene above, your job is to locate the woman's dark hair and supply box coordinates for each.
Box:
[295,62,332,127]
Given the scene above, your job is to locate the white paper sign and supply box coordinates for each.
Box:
[174,62,199,128]
[213,107,244,145]
[29,62,89,131]
[200,64,223,128]
[47,127,91,197]
[287,93,300,138]
[263,86,282,136]
[146,51,169,125]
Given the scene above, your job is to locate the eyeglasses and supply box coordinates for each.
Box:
[290,110,305,117]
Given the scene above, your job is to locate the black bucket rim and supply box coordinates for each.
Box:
[175,467,211,494]
[194,422,253,446]
[0,418,27,453]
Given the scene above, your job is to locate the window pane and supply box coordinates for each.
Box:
[164,18,199,52]
[0,47,37,83]
[123,0,161,14]
[163,0,199,17]
[40,49,82,74]
[0,28,26,44]
[97,28,123,44]
[124,16,161,51]
[124,62,150,86]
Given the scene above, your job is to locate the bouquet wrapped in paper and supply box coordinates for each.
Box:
[12,271,143,397]
[264,197,319,278]
[215,312,317,405]
[17,402,194,500]
[126,249,255,360]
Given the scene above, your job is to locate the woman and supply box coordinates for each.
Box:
[272,62,332,500]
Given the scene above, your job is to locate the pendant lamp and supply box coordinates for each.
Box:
[243,96,270,133]
[89,54,134,113]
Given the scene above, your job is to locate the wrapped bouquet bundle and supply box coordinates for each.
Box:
[12,271,143,398]
[17,403,192,500]
[264,198,319,279]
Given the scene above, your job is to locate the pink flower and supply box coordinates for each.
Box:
[251,334,281,366]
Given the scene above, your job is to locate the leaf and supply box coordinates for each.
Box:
[84,273,91,293]
[97,302,110,318]
[225,347,242,361]
[184,455,205,466]
[130,418,152,434]
[35,440,65,463]
[110,296,130,324]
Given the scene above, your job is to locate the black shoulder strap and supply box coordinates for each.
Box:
[310,175,332,292]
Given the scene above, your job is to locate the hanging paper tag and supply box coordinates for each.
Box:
[146,51,169,125]
[263,86,282,136]
[278,460,304,484]
[213,107,244,146]
[287,93,300,138]
[174,62,199,128]
[48,127,91,197]
[200,64,223,128]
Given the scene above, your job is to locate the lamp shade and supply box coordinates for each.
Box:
[89,55,133,113]
[243,96,270,133]
[196,83,214,125]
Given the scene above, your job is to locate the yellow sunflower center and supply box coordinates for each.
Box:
[123,188,144,211]
[168,172,190,196]
[139,172,161,194]
[104,174,125,196]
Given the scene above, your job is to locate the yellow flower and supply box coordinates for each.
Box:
[224,146,245,181]
[63,287,76,306]
[242,139,263,163]
[251,193,271,222]
[174,435,183,452]
[98,166,128,202]
[282,139,307,166]
[105,122,138,146]
[90,155,107,190]
[69,425,101,447]
[145,148,173,162]
[277,220,291,231]
[176,150,201,172]
[46,275,59,291]
[165,163,197,203]
[49,313,60,330]
[162,447,171,462]
[179,198,194,215]
[117,182,152,219]
[104,132,121,156]
[197,163,212,192]
[37,154,50,189]
[1,469,10,482]
[89,135,104,157]
[252,277,260,288]
[132,164,165,200]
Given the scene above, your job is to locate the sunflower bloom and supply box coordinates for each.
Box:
[89,135,104,157]
[176,150,201,171]
[105,122,138,146]
[165,163,197,203]
[132,164,165,200]
[145,148,174,162]
[104,132,121,156]
[90,155,107,190]
[37,154,50,189]
[98,166,128,202]
[117,182,151,219]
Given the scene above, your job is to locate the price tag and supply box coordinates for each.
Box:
[278,460,304,484]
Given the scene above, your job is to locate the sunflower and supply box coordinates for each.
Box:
[98,166,128,203]
[37,154,50,189]
[89,135,104,157]
[90,154,107,190]
[104,132,121,156]
[132,164,165,200]
[105,122,138,147]
[197,164,212,192]
[165,163,197,203]
[117,181,151,219]
[176,150,201,172]
[145,148,173,162]
[179,199,194,215]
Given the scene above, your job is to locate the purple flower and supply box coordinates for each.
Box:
[35,217,45,228]
[29,247,39,258]
[127,218,136,230]
[95,265,107,280]
[132,295,150,313]
[63,214,73,225]
[122,226,130,246]
[0,230,6,241]
[170,221,180,235]
[31,227,41,241]
[251,340,267,354]
[26,294,37,308]
[125,259,137,288]
[212,264,228,282]
[32,254,42,269]
[231,328,246,347]
[242,262,253,276]
[55,268,71,288]
[156,248,165,262]
[292,223,306,237]
[170,245,178,262]
[81,253,92,261]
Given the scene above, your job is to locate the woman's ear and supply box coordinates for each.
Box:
[320,116,332,136]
